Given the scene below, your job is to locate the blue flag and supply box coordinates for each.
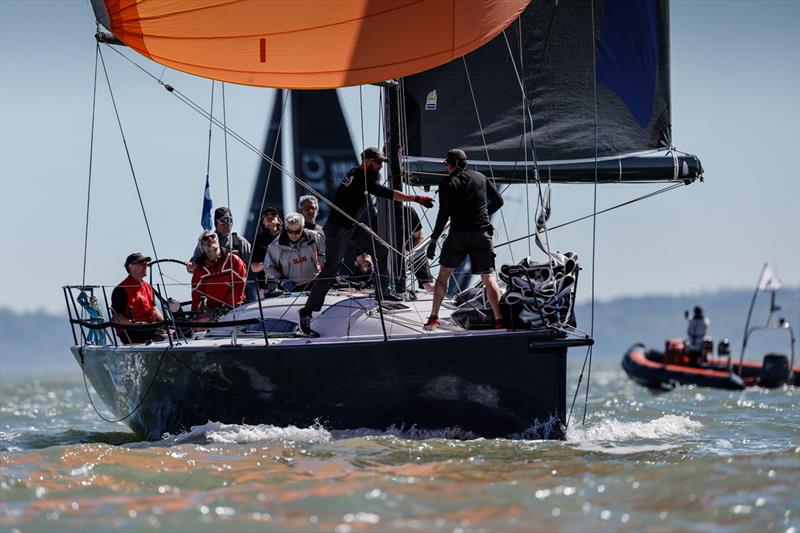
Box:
[201,175,213,230]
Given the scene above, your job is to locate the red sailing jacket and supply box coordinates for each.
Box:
[112,275,156,321]
[191,251,247,311]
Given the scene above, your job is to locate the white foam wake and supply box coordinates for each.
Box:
[165,421,332,444]
[567,414,702,442]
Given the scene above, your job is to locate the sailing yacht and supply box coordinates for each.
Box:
[67,0,701,440]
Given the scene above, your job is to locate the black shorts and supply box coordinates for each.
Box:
[439,229,495,274]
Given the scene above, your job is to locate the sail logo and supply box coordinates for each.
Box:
[425,90,437,110]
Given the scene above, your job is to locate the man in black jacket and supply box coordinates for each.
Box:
[298,147,434,333]
[424,149,504,330]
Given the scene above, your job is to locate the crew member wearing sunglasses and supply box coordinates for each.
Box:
[262,212,324,293]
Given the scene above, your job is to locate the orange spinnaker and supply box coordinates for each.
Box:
[92,0,530,89]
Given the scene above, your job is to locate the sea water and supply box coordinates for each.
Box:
[1,359,798,532]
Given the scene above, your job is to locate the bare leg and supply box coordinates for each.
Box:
[480,272,503,322]
[430,266,454,318]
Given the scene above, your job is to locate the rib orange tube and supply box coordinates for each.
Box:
[92,0,531,89]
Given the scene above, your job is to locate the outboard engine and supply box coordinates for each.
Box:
[759,353,790,388]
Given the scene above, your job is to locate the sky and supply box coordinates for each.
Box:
[1,0,798,314]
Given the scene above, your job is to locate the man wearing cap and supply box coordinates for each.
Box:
[298,147,435,333]
[111,252,165,344]
[250,206,283,294]
[424,149,505,331]
[189,206,255,300]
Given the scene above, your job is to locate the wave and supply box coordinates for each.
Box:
[567,414,702,442]
[164,421,333,444]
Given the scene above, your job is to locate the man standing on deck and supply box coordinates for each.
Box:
[424,149,505,330]
[298,147,435,334]
[111,252,166,344]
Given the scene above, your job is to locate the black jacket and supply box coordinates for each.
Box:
[327,165,394,228]
[430,168,503,240]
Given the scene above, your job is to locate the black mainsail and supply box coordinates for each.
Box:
[401,0,702,185]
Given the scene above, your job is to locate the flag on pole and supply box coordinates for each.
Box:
[757,264,782,291]
[201,175,213,230]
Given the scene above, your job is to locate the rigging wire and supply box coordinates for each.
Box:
[81,43,100,287]
[500,30,556,285]
[567,0,600,430]
[205,80,215,210]
[461,56,515,265]
[584,0,600,426]
[492,182,685,250]
[96,47,179,336]
[359,85,388,341]
[221,82,231,207]
[245,89,288,275]
[519,19,532,258]
[80,346,169,423]
[102,42,406,261]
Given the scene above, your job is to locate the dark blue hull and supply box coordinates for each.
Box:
[73,333,591,440]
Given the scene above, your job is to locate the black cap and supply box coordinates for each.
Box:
[214,206,232,220]
[124,252,151,269]
[260,206,280,218]
[444,148,467,164]
[361,147,389,161]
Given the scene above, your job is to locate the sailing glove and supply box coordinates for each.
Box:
[426,240,437,260]
[415,195,435,208]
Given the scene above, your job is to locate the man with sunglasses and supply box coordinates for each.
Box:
[298,147,435,334]
[188,206,255,301]
[191,230,247,318]
[111,252,166,344]
[263,212,324,292]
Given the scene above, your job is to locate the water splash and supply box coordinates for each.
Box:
[164,421,332,444]
[567,414,702,441]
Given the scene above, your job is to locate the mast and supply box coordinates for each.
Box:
[383,81,406,292]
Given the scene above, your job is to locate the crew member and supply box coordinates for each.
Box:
[191,231,247,318]
[686,306,710,364]
[424,149,504,330]
[263,212,324,292]
[298,195,324,234]
[352,251,375,288]
[251,206,283,291]
[403,205,434,292]
[111,252,165,344]
[188,207,255,301]
[298,147,434,333]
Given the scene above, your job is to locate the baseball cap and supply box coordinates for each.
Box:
[444,148,467,164]
[361,147,389,161]
[124,252,151,269]
[260,206,280,218]
[214,207,232,220]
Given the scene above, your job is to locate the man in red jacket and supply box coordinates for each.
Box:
[111,252,165,344]
[191,231,247,319]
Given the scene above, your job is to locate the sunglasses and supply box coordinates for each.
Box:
[202,234,217,242]
[216,217,233,224]
[286,228,303,235]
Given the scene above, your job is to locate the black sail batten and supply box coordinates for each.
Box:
[400,0,701,184]
[291,90,358,226]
